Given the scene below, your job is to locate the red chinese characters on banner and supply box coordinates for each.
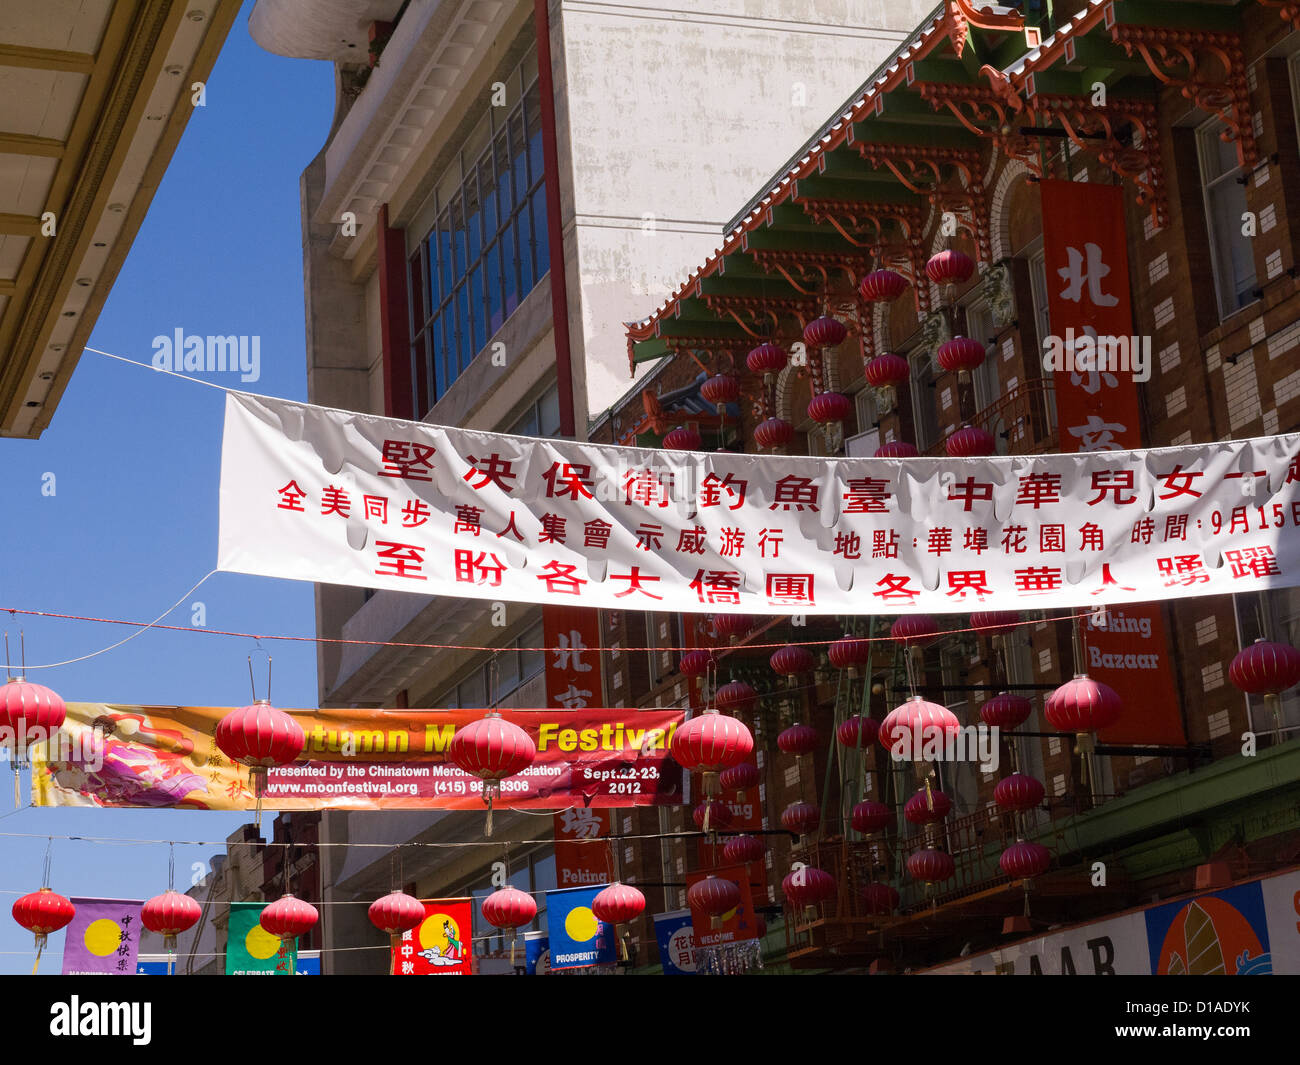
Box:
[553,809,613,889]
[543,606,603,710]
[686,864,761,949]
[1040,179,1184,745]
[393,899,474,975]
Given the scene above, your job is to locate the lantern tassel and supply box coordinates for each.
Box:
[32,933,45,975]
[14,767,19,810]
[389,933,398,976]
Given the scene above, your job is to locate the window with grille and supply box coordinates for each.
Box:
[1197,117,1256,318]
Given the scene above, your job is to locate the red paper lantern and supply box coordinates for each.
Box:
[970,611,1020,633]
[906,848,955,883]
[141,890,202,949]
[746,342,787,376]
[1045,674,1122,733]
[723,834,765,865]
[693,798,734,832]
[803,316,847,348]
[715,680,758,715]
[863,352,910,389]
[936,336,987,375]
[449,712,537,834]
[979,692,1033,729]
[781,801,820,835]
[807,391,852,425]
[214,700,304,769]
[0,678,66,745]
[663,426,702,451]
[925,249,975,287]
[369,890,427,934]
[678,649,714,677]
[13,888,76,954]
[670,708,754,796]
[903,788,952,824]
[879,696,960,758]
[1000,840,1051,879]
[837,715,880,749]
[719,761,759,794]
[260,894,318,941]
[592,882,645,924]
[994,773,1045,812]
[1229,639,1300,695]
[777,724,819,756]
[874,440,918,458]
[828,634,872,672]
[860,882,900,915]
[711,614,752,641]
[782,866,836,909]
[688,875,741,927]
[754,417,794,450]
[851,799,892,833]
[700,374,740,410]
[945,424,996,457]
[858,269,908,303]
[770,644,814,677]
[890,614,939,648]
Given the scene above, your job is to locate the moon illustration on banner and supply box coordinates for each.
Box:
[564,905,600,943]
[84,918,124,956]
[246,921,283,960]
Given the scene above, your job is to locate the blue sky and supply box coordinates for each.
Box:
[0,2,334,973]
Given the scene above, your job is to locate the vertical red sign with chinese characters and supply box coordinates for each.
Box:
[543,606,603,710]
[393,899,474,975]
[1040,180,1184,745]
[553,809,613,889]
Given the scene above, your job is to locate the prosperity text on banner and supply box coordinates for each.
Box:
[217,391,1300,614]
[30,704,684,810]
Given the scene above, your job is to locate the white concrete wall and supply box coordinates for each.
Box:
[553,0,937,420]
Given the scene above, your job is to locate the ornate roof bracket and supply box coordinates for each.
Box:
[1108,23,1257,169]
[700,294,823,337]
[1030,93,1167,227]
[1257,1,1300,33]
[918,79,1044,177]
[746,249,874,295]
[795,199,925,251]
[946,0,1029,57]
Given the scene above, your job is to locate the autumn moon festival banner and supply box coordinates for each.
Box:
[29,704,684,810]
[218,391,1300,614]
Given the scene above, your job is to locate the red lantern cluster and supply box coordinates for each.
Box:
[807,391,852,425]
[803,316,847,348]
[890,614,939,648]
[907,848,956,883]
[715,680,758,716]
[858,269,908,303]
[903,788,952,825]
[688,875,741,927]
[851,800,891,833]
[215,700,304,769]
[12,888,76,952]
[1045,675,1122,733]
[753,417,794,451]
[693,798,733,832]
[670,708,754,793]
[746,342,787,376]
[662,426,702,451]
[0,678,66,747]
[592,882,646,925]
[827,634,872,673]
[874,440,918,458]
[678,649,714,677]
[141,890,203,948]
[1228,639,1300,695]
[879,696,960,757]
[783,866,836,909]
[720,761,759,795]
[925,249,975,288]
[979,692,1033,729]
[700,374,740,410]
[993,773,1045,812]
[836,715,879,750]
[449,713,537,834]
[770,644,814,678]
[260,894,318,942]
[781,801,820,836]
[945,424,996,457]
[970,610,1020,632]
[860,882,900,915]
[723,834,765,865]
[1000,840,1051,879]
[777,724,818,756]
[480,887,536,932]
[369,890,426,935]
[863,352,910,389]
[711,614,752,641]
[936,336,986,375]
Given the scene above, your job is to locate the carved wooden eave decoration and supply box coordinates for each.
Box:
[698,293,823,338]
[947,0,1035,57]
[744,249,875,295]
[1257,1,1300,33]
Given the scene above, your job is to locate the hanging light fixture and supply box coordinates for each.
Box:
[448,712,536,836]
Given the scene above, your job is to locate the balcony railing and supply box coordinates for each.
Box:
[922,377,1058,457]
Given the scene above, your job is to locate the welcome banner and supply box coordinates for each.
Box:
[30,704,684,810]
[218,391,1300,614]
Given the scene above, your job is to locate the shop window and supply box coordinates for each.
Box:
[908,347,940,450]
[1197,117,1257,318]
[1235,589,1300,735]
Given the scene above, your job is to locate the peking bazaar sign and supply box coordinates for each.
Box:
[218,391,1300,616]
[1040,179,1183,744]
[29,704,683,810]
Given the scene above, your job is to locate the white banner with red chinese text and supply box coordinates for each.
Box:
[217,391,1300,615]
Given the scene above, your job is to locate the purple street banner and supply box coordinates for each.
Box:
[218,391,1300,614]
[61,898,144,975]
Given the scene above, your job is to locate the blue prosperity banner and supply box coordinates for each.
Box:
[547,885,615,970]
[654,910,698,975]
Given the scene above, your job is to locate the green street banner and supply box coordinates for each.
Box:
[226,902,297,975]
